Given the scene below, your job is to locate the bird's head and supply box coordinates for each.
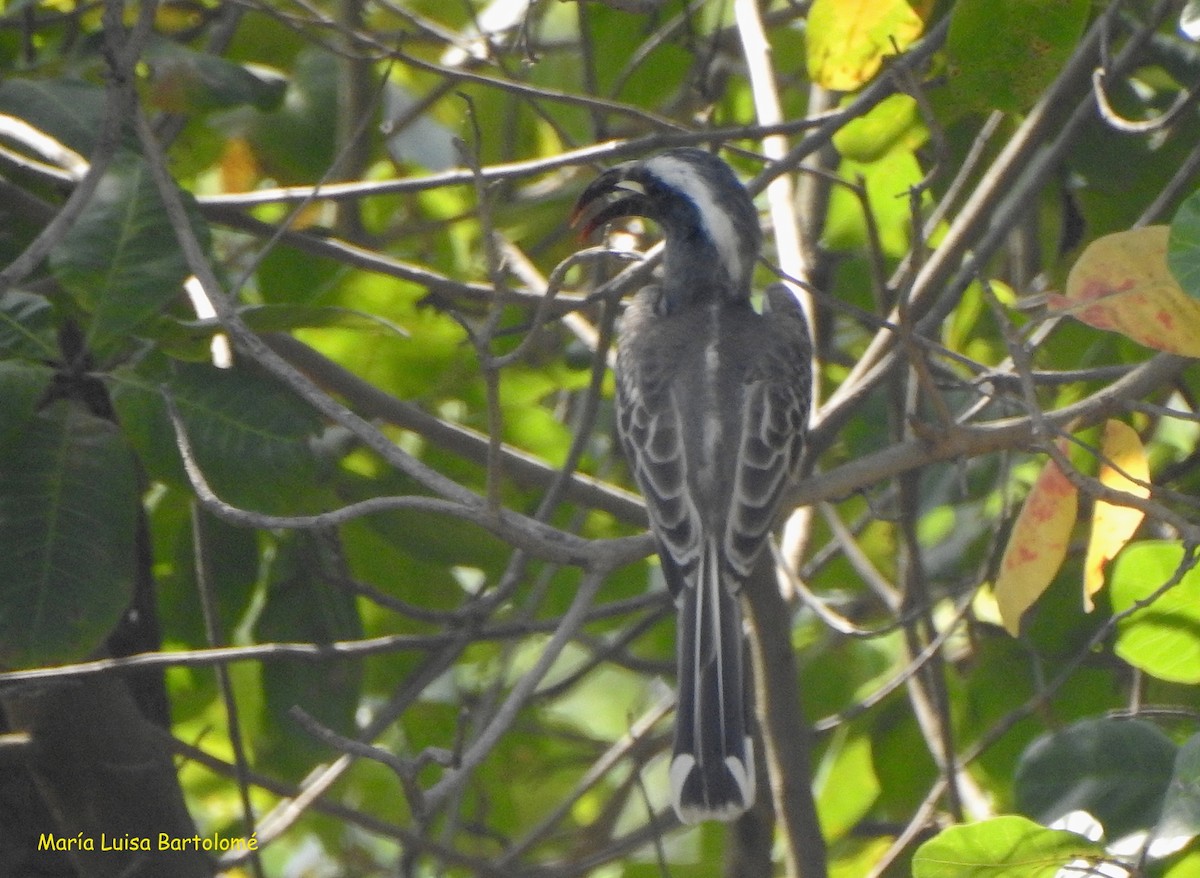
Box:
[572,148,761,309]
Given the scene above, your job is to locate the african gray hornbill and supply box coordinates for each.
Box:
[573,148,812,823]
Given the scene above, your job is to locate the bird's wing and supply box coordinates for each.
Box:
[616,348,703,599]
[724,285,811,579]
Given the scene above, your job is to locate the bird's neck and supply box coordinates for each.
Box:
[658,237,751,314]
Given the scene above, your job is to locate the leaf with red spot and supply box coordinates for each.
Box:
[1047,226,1200,356]
[995,448,1079,637]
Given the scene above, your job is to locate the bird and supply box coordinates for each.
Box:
[572,148,812,823]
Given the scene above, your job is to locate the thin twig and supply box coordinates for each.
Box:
[422,567,609,812]
[191,505,265,878]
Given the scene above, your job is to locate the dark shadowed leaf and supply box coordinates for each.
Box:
[145,38,287,114]
[0,400,138,668]
[110,357,325,515]
[0,78,109,156]
[1150,733,1200,858]
[256,532,364,775]
[0,290,56,360]
[1015,717,1176,841]
[0,360,54,450]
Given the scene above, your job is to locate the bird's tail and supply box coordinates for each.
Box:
[668,537,755,823]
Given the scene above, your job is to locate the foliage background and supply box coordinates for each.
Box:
[4,1,1200,877]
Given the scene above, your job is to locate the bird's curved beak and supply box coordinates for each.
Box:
[570,164,650,239]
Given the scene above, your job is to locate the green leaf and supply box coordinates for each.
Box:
[912,815,1106,877]
[1150,732,1200,857]
[0,400,138,668]
[239,304,409,337]
[1110,541,1200,684]
[338,469,506,571]
[256,532,363,775]
[1168,190,1200,299]
[144,37,287,114]
[0,290,56,360]
[162,508,263,649]
[0,78,109,156]
[941,0,1090,118]
[218,48,337,183]
[49,155,211,351]
[0,360,54,450]
[832,94,925,163]
[1164,850,1200,877]
[110,358,325,515]
[815,729,880,841]
[255,236,343,305]
[1015,717,1177,841]
[825,149,929,256]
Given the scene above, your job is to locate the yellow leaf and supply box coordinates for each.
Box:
[995,452,1078,636]
[807,0,925,91]
[1048,226,1200,356]
[1083,420,1150,611]
[220,138,259,195]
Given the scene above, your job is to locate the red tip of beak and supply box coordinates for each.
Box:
[569,205,592,241]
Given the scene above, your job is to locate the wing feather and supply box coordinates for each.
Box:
[616,344,703,596]
[723,287,811,580]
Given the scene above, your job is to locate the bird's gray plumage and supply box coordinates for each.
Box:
[574,148,811,823]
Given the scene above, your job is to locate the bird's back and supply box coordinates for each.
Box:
[616,291,791,557]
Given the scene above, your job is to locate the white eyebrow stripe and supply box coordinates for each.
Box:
[644,155,744,285]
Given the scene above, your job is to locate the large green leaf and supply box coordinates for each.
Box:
[339,469,506,570]
[161,508,264,650]
[1015,717,1177,841]
[815,729,880,842]
[1151,732,1200,858]
[0,78,109,156]
[110,358,325,515]
[1110,541,1200,684]
[49,155,210,352]
[941,0,1090,118]
[0,400,138,668]
[912,815,1106,878]
[825,149,929,256]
